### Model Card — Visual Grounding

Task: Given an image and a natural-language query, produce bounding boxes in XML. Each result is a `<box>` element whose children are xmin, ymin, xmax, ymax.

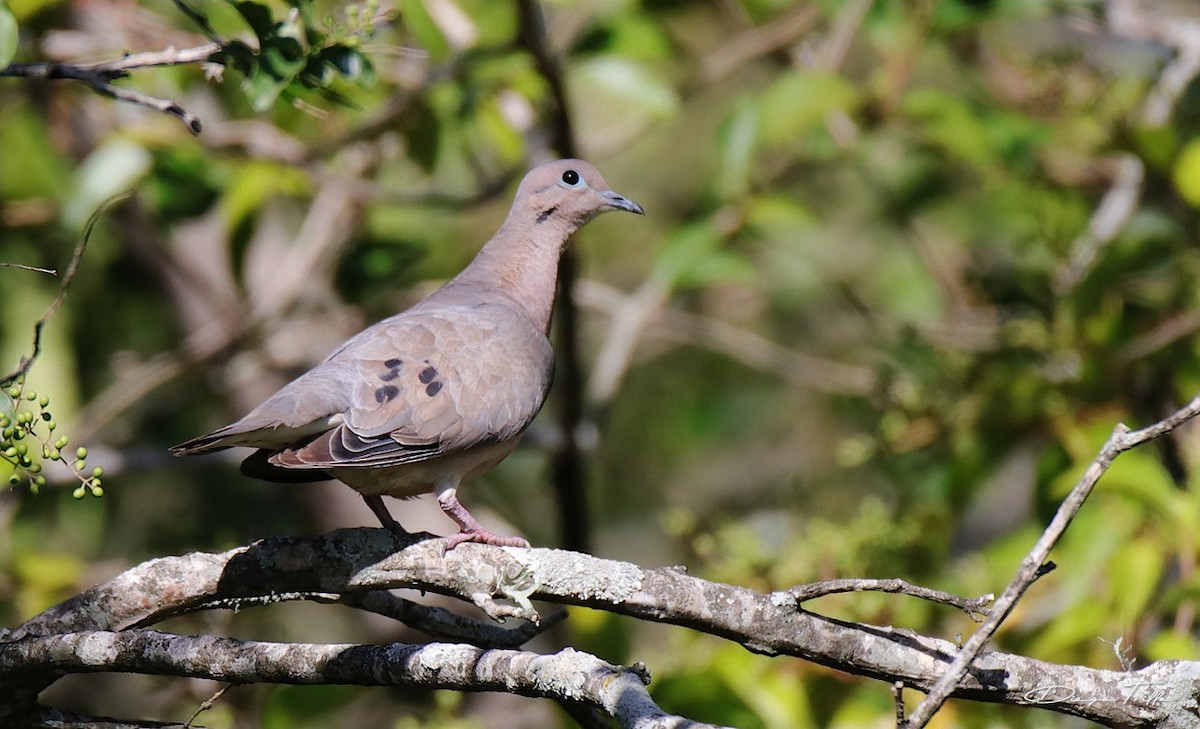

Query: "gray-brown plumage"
<box><xmin>172</xmin><ymin>159</ymin><xmax>643</xmax><ymax>548</ymax></box>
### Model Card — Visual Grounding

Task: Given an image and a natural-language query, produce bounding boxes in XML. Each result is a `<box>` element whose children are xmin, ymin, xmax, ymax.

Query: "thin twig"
<box><xmin>515</xmin><ymin>0</ymin><xmax>591</xmax><ymax>554</ymax></box>
<box><xmin>170</xmin><ymin>0</ymin><xmax>226</xmax><ymax>44</ymax></box>
<box><xmin>184</xmin><ymin>683</ymin><xmax>229</xmax><ymax>728</ymax></box>
<box><xmin>900</xmin><ymin>394</ymin><xmax>1200</xmax><ymax>728</ymax></box>
<box><xmin>1052</xmin><ymin>153</ymin><xmax>1145</xmax><ymax>294</ymax></box>
<box><xmin>338</xmin><ymin>591</ymin><xmax>566</xmax><ymax>647</ymax></box>
<box><xmin>1</xmin><ymin>43</ymin><xmax>218</xmax><ymax>134</ymax></box>
<box><xmin>789</xmin><ymin>578</ymin><xmax>993</xmax><ymax>620</ymax></box>
<box><xmin>0</xmin><ymin>195</ymin><xmax>123</xmax><ymax>386</ymax></box>
<box><xmin>892</xmin><ymin>681</ymin><xmax>906</xmax><ymax>727</ymax></box>
<box><xmin>700</xmin><ymin>4</ymin><xmax>821</xmax><ymax>82</ymax></box>
<box><xmin>0</xmin><ymin>263</ymin><xmax>56</xmax><ymax>275</ymax></box>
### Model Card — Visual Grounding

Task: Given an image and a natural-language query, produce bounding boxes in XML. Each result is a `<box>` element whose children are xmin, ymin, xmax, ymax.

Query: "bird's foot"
<box><xmin>443</xmin><ymin>528</ymin><xmax>531</xmax><ymax>550</ymax></box>
<box><xmin>436</xmin><ymin>486</ymin><xmax>529</xmax><ymax>550</ymax></box>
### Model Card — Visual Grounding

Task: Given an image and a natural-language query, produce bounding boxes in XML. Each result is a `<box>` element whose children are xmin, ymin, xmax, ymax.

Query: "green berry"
<box><xmin>28</xmin><ymin>462</ymin><xmax>41</xmax><ymax>474</ymax></box>
<box><xmin>54</xmin><ymin>436</ymin><xmax>68</xmax><ymax>449</ymax></box>
<box><xmin>91</xmin><ymin>466</ymin><xmax>103</xmax><ymax>478</ymax></box>
<box><xmin>38</xmin><ymin>394</ymin><xmax>49</xmax><ymax>407</ymax></box>
<box><xmin>7</xmin><ymin>475</ymin><xmax>18</xmax><ymax>486</ymax></box>
<box><xmin>72</xmin><ymin>486</ymin><xmax>85</xmax><ymax>499</ymax></box>
<box><xmin>33</xmin><ymin>475</ymin><xmax>45</xmax><ymax>485</ymax></box>
<box><xmin>48</xmin><ymin>448</ymin><xmax>60</xmax><ymax>460</ymax></box>
<box><xmin>29</xmin><ymin>482</ymin><xmax>38</xmax><ymax>495</ymax></box>
<box><xmin>72</xmin><ymin>459</ymin><xmax>85</xmax><ymax>471</ymax></box>
<box><xmin>24</xmin><ymin>390</ymin><xmax>36</xmax><ymax>401</ymax></box>
<box><xmin>90</xmin><ymin>485</ymin><xmax>104</xmax><ymax>497</ymax></box>
<box><xmin>46</xmin><ymin>421</ymin><xmax>56</xmax><ymax>431</ymax></box>
<box><xmin>75</xmin><ymin>447</ymin><xmax>87</xmax><ymax>459</ymax></box>
<box><xmin>7</xmin><ymin>387</ymin><xmax>19</xmax><ymax>399</ymax></box>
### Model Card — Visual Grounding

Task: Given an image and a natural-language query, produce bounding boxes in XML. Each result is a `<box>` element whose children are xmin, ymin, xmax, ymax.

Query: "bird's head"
<box><xmin>514</xmin><ymin>159</ymin><xmax>644</xmax><ymax>229</ymax></box>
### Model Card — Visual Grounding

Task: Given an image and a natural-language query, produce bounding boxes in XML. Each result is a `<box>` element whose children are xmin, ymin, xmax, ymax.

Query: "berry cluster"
<box><xmin>1</xmin><ymin>378</ymin><xmax>102</xmax><ymax>499</ymax></box>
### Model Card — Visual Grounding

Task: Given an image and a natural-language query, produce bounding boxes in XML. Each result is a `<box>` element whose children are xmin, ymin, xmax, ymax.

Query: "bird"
<box><xmin>171</xmin><ymin>159</ymin><xmax>644</xmax><ymax>549</ymax></box>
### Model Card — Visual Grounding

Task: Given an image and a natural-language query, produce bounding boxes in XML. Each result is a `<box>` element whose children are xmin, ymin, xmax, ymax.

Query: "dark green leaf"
<box><xmin>232</xmin><ymin>0</ymin><xmax>275</xmax><ymax>39</ymax></box>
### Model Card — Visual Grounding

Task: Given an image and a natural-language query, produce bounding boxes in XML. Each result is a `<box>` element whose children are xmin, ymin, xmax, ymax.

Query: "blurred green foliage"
<box><xmin>4</xmin><ymin>0</ymin><xmax>1200</xmax><ymax>725</ymax></box>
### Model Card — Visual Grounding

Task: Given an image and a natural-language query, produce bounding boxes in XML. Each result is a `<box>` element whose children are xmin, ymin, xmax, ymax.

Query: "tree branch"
<box><xmin>900</xmin><ymin>393</ymin><xmax>1200</xmax><ymax>727</ymax></box>
<box><xmin>1</xmin><ymin>44</ymin><xmax>218</xmax><ymax>135</ymax></box>
<box><xmin>515</xmin><ymin>0</ymin><xmax>592</xmax><ymax>554</ymax></box>
<box><xmin>789</xmin><ymin>578</ymin><xmax>993</xmax><ymax>620</ymax></box>
<box><xmin>5</xmin><ymin>523</ymin><xmax>1199</xmax><ymax>727</ymax></box>
<box><xmin>9</xmin><ymin>398</ymin><xmax>1200</xmax><ymax>726</ymax></box>
<box><xmin>1</xmin><ymin>630</ymin><xmax>720</xmax><ymax>729</ymax></box>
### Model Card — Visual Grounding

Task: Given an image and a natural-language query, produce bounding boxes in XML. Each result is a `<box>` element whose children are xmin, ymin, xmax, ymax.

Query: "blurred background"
<box><xmin>3</xmin><ymin>0</ymin><xmax>1200</xmax><ymax>725</ymax></box>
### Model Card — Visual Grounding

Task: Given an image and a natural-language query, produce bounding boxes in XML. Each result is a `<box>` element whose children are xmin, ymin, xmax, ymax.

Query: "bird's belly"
<box><xmin>330</xmin><ymin>438</ymin><xmax>522</xmax><ymax>498</ymax></box>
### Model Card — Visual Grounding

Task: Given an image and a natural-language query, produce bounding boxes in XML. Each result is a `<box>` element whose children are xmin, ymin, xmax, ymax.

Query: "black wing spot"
<box><xmin>375</xmin><ymin>385</ymin><xmax>400</xmax><ymax>403</ymax></box>
<box><xmin>384</xmin><ymin>358</ymin><xmax>402</xmax><ymax>368</ymax></box>
<box><xmin>536</xmin><ymin>206</ymin><xmax>557</xmax><ymax>224</ymax></box>
<box><xmin>379</xmin><ymin>368</ymin><xmax>400</xmax><ymax>382</ymax></box>
<box><xmin>425</xmin><ymin>381</ymin><xmax>443</xmax><ymax>397</ymax></box>
<box><xmin>419</xmin><ymin>365</ymin><xmax>438</xmax><ymax>384</ymax></box>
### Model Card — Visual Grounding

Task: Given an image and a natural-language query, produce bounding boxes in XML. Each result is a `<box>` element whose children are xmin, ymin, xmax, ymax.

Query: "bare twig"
<box><xmin>0</xmin><ymin>195</ymin><xmax>120</xmax><ymax>386</ymax></box>
<box><xmin>1</xmin><ymin>43</ymin><xmax>218</xmax><ymax>134</ymax></box>
<box><xmin>338</xmin><ymin>590</ymin><xmax>566</xmax><ymax>647</ymax></box>
<box><xmin>790</xmin><ymin>578</ymin><xmax>993</xmax><ymax>620</ymax></box>
<box><xmin>700</xmin><ymin>4</ymin><xmax>821</xmax><ymax>82</ymax></box>
<box><xmin>184</xmin><ymin>683</ymin><xmax>229</xmax><ymax>728</ymax></box>
<box><xmin>576</xmin><ymin>280</ymin><xmax>877</xmax><ymax>396</ymax></box>
<box><xmin>1052</xmin><ymin>153</ymin><xmax>1145</xmax><ymax>294</ymax></box>
<box><xmin>515</xmin><ymin>0</ymin><xmax>591</xmax><ymax>553</ymax></box>
<box><xmin>0</xmin><ymin>263</ymin><xmax>56</xmax><ymax>275</ymax></box>
<box><xmin>892</xmin><ymin>681</ymin><xmax>907</xmax><ymax>727</ymax></box>
<box><xmin>900</xmin><ymin>394</ymin><xmax>1200</xmax><ymax>728</ymax></box>
<box><xmin>169</xmin><ymin>0</ymin><xmax>226</xmax><ymax>44</ymax></box>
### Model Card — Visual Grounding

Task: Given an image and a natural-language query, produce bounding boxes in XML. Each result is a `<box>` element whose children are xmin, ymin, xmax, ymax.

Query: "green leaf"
<box><xmin>571</xmin><ymin>56</ymin><xmax>679</xmax><ymax>118</ymax></box>
<box><xmin>220</xmin><ymin>160</ymin><xmax>311</xmax><ymax>230</ymax></box>
<box><xmin>63</xmin><ymin>138</ymin><xmax>152</xmax><ymax>231</ymax></box>
<box><xmin>397</xmin><ymin>99</ymin><xmax>440</xmax><ymax>173</ymax></box>
<box><xmin>318</xmin><ymin>44</ymin><xmax>374</xmax><ymax>86</ymax></box>
<box><xmin>757</xmin><ymin>72</ymin><xmax>858</xmax><ymax>145</ymax></box>
<box><xmin>0</xmin><ymin>1</ymin><xmax>17</xmax><ymax>69</ymax></box>
<box><xmin>1172</xmin><ymin>138</ymin><xmax>1200</xmax><ymax>206</ymax></box>
<box><xmin>233</xmin><ymin>0</ymin><xmax>276</xmax><ymax>40</ymax></box>
<box><xmin>715</xmin><ymin>98</ymin><xmax>760</xmax><ymax>199</ymax></box>
<box><xmin>398</xmin><ymin>0</ymin><xmax>448</xmax><ymax>61</ymax></box>
<box><xmin>652</xmin><ymin>220</ymin><xmax>752</xmax><ymax>290</ymax></box>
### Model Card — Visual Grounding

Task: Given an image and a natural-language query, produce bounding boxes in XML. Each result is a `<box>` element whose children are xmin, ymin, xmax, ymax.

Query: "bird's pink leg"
<box><xmin>436</xmin><ymin>485</ymin><xmax>530</xmax><ymax>549</ymax></box>
<box><xmin>363</xmin><ymin>494</ymin><xmax>412</xmax><ymax>538</ymax></box>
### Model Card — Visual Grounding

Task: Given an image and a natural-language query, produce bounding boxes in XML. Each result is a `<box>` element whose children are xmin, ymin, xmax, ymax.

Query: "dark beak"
<box><xmin>602</xmin><ymin>190</ymin><xmax>645</xmax><ymax>215</ymax></box>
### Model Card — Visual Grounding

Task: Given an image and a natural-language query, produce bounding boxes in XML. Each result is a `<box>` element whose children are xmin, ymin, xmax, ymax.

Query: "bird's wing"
<box><xmin>266</xmin><ymin>304</ymin><xmax>553</xmax><ymax>470</ymax></box>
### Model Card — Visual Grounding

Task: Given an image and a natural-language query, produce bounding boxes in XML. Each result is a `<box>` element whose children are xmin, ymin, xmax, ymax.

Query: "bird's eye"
<box><xmin>561</xmin><ymin>170</ymin><xmax>582</xmax><ymax>187</ymax></box>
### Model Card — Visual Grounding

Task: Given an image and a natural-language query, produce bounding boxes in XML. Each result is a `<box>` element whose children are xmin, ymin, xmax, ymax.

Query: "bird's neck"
<box><xmin>440</xmin><ymin>216</ymin><xmax>577</xmax><ymax>334</ymax></box>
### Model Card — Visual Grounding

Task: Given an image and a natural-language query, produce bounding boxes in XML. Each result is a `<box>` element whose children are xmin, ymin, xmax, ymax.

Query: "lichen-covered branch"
<box><xmin>0</xmin><ymin>630</ymin><xmax>718</xmax><ymax>729</ymax></box>
<box><xmin>4</xmin><ymin>526</ymin><xmax>1198</xmax><ymax>727</ymax></box>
